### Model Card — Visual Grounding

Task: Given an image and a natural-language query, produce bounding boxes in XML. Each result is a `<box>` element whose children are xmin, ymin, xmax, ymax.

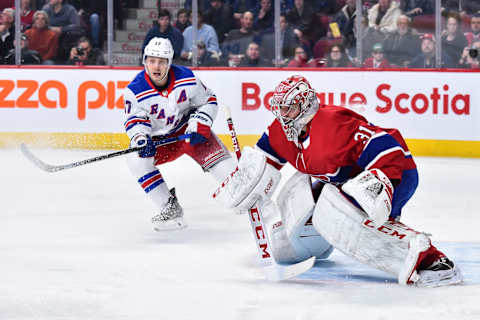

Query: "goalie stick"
<box><xmin>222</xmin><ymin>105</ymin><xmax>315</xmax><ymax>281</ymax></box>
<box><xmin>20</xmin><ymin>134</ymin><xmax>192</xmax><ymax>173</ymax></box>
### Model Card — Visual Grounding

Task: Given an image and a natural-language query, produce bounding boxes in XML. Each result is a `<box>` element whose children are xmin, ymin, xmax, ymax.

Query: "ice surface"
<box><xmin>1</xmin><ymin>148</ymin><xmax>479</xmax><ymax>320</ymax></box>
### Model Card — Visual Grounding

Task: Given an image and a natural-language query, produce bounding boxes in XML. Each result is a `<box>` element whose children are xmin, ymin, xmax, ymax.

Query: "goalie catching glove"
<box><xmin>131</xmin><ymin>134</ymin><xmax>156</xmax><ymax>158</ymax></box>
<box><xmin>341</xmin><ymin>168</ymin><xmax>394</xmax><ymax>227</ymax></box>
<box><xmin>213</xmin><ymin>147</ymin><xmax>281</xmax><ymax>211</ymax></box>
<box><xmin>186</xmin><ymin>111</ymin><xmax>212</xmax><ymax>145</ymax></box>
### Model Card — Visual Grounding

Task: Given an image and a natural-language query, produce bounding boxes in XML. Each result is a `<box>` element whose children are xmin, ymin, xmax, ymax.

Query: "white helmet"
<box><xmin>143</xmin><ymin>37</ymin><xmax>174</xmax><ymax>80</ymax></box>
<box><xmin>270</xmin><ymin>75</ymin><xmax>319</xmax><ymax>141</ymax></box>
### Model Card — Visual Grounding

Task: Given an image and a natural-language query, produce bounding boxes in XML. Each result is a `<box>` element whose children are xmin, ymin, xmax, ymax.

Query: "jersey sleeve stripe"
<box><xmin>124</xmin><ymin>117</ymin><xmax>151</xmax><ymax>131</ymax></box>
<box><xmin>357</xmin><ymin>133</ymin><xmax>404</xmax><ymax>169</ymax></box>
<box><xmin>207</xmin><ymin>96</ymin><xmax>218</xmax><ymax>105</ymax></box>
<box><xmin>364</xmin><ymin>146</ymin><xmax>406</xmax><ymax>170</ymax></box>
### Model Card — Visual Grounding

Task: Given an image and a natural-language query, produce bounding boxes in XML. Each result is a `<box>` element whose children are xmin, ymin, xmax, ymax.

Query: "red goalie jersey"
<box><xmin>256</xmin><ymin>105</ymin><xmax>418</xmax><ymax>219</ymax></box>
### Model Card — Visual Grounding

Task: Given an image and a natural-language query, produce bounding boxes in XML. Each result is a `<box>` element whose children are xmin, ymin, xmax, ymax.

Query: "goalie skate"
<box><xmin>414</xmin><ymin>257</ymin><xmax>463</xmax><ymax>287</ymax></box>
<box><xmin>151</xmin><ymin>189</ymin><xmax>187</xmax><ymax>231</ymax></box>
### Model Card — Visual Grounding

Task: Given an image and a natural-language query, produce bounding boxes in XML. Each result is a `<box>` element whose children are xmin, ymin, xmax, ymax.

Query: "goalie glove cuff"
<box><xmin>341</xmin><ymin>168</ymin><xmax>394</xmax><ymax>227</ymax></box>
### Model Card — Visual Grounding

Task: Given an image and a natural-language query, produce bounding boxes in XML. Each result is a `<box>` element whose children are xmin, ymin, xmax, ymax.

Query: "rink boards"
<box><xmin>0</xmin><ymin>67</ymin><xmax>479</xmax><ymax>157</ymax></box>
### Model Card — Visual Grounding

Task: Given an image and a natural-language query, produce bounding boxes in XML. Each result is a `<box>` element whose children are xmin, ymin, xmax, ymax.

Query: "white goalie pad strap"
<box><xmin>341</xmin><ymin>169</ymin><xmax>394</xmax><ymax>227</ymax></box>
<box><xmin>313</xmin><ymin>184</ymin><xmax>426</xmax><ymax>278</ymax></box>
<box><xmin>276</xmin><ymin>172</ymin><xmax>333</xmax><ymax>262</ymax></box>
<box><xmin>213</xmin><ymin>147</ymin><xmax>281</xmax><ymax>210</ymax></box>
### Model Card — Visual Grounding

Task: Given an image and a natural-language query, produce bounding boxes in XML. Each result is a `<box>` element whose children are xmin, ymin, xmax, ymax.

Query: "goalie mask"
<box><xmin>143</xmin><ymin>37</ymin><xmax>174</xmax><ymax>82</ymax></box>
<box><xmin>270</xmin><ymin>75</ymin><xmax>319</xmax><ymax>141</ymax></box>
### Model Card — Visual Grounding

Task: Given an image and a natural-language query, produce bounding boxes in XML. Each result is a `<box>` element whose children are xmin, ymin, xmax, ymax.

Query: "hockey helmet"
<box><xmin>270</xmin><ymin>75</ymin><xmax>319</xmax><ymax>141</ymax></box>
<box><xmin>143</xmin><ymin>37</ymin><xmax>174</xmax><ymax>79</ymax></box>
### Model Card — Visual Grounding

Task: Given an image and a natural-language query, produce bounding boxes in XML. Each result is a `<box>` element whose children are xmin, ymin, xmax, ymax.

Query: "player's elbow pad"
<box><xmin>212</xmin><ymin>147</ymin><xmax>281</xmax><ymax>211</ymax></box>
<box><xmin>341</xmin><ymin>168</ymin><xmax>394</xmax><ymax>227</ymax></box>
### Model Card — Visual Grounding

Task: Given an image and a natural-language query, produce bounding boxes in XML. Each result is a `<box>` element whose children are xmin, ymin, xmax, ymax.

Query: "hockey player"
<box><xmin>123</xmin><ymin>37</ymin><xmax>236</xmax><ymax>231</ymax></box>
<box><xmin>215</xmin><ymin>75</ymin><xmax>463</xmax><ymax>287</ymax></box>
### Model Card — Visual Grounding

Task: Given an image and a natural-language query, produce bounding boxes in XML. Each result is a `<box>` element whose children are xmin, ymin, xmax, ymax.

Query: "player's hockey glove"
<box><xmin>131</xmin><ymin>134</ymin><xmax>156</xmax><ymax>158</ymax></box>
<box><xmin>186</xmin><ymin>111</ymin><xmax>212</xmax><ymax>145</ymax></box>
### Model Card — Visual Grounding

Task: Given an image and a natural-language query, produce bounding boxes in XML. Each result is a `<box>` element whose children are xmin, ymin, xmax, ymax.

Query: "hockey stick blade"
<box><xmin>20</xmin><ymin>134</ymin><xmax>191</xmax><ymax>173</ymax></box>
<box><xmin>264</xmin><ymin>256</ymin><xmax>316</xmax><ymax>281</ymax></box>
<box><xmin>20</xmin><ymin>143</ymin><xmax>61</xmax><ymax>173</ymax></box>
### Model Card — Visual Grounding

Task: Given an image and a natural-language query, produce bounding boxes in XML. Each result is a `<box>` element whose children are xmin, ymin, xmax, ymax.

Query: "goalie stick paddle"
<box><xmin>223</xmin><ymin>105</ymin><xmax>315</xmax><ymax>281</ymax></box>
<box><xmin>20</xmin><ymin>134</ymin><xmax>192</xmax><ymax>173</ymax></box>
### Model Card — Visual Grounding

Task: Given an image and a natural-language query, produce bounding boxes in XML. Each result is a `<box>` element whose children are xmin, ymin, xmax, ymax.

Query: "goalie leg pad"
<box><xmin>313</xmin><ymin>184</ymin><xmax>432</xmax><ymax>280</ymax></box>
<box><xmin>213</xmin><ymin>147</ymin><xmax>281</xmax><ymax>210</ymax></box>
<box><xmin>275</xmin><ymin>172</ymin><xmax>333</xmax><ymax>263</ymax></box>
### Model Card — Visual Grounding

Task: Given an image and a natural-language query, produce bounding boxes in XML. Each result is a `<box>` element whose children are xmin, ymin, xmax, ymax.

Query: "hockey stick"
<box><xmin>222</xmin><ymin>105</ymin><xmax>315</xmax><ymax>281</ymax></box>
<box><xmin>20</xmin><ymin>134</ymin><xmax>192</xmax><ymax>173</ymax></box>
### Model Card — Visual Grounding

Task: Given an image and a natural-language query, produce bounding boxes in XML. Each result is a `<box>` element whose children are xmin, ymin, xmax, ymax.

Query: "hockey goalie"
<box><xmin>214</xmin><ymin>75</ymin><xmax>463</xmax><ymax>287</ymax></box>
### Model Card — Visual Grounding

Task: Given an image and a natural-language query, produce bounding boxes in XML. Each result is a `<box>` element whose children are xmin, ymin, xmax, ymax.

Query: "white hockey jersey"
<box><xmin>123</xmin><ymin>64</ymin><xmax>218</xmax><ymax>139</ymax></box>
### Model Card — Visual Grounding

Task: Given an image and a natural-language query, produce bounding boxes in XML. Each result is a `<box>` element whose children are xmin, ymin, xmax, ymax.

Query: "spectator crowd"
<box><xmin>1</xmin><ymin>0</ymin><xmax>480</xmax><ymax>69</ymax></box>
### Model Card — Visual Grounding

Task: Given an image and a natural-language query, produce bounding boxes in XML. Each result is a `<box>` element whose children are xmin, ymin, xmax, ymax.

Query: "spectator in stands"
<box><xmin>195</xmin><ymin>40</ymin><xmax>220</xmax><ymax>66</ymax></box>
<box><xmin>325</xmin><ymin>43</ymin><xmax>352</xmax><ymax>67</ymax></box>
<box><xmin>462</xmin><ymin>1</ymin><xmax>480</xmax><ymax>15</ymax></box>
<box><xmin>285</xmin><ymin>0</ymin><xmax>325</xmax><ymax>46</ymax></box>
<box><xmin>66</xmin><ymin>36</ymin><xmax>104</xmax><ymax>65</ymax></box>
<box><xmin>181</xmin><ymin>10</ymin><xmax>220</xmax><ymax>61</ymax></box>
<box><xmin>204</xmin><ymin>0</ymin><xmax>235</xmax><ymax>44</ymax></box>
<box><xmin>464</xmin><ymin>13</ymin><xmax>480</xmax><ymax>46</ymax></box>
<box><xmin>260</xmin><ymin>14</ymin><xmax>300</xmax><ymax>64</ymax></box>
<box><xmin>19</xmin><ymin>0</ymin><xmax>36</xmax><ymax>31</ymax></box>
<box><xmin>173</xmin><ymin>9</ymin><xmax>190</xmax><ymax>33</ymax></box>
<box><xmin>458</xmin><ymin>39</ymin><xmax>480</xmax><ymax>68</ymax></box>
<box><xmin>383</xmin><ymin>14</ymin><xmax>421</xmax><ymax>67</ymax></box>
<box><xmin>334</xmin><ymin>0</ymin><xmax>356</xmax><ymax>50</ymax></box>
<box><xmin>441</xmin><ymin>13</ymin><xmax>467</xmax><ymax>67</ymax></box>
<box><xmin>69</xmin><ymin>1</ymin><xmax>112</xmax><ymax>49</ymax></box>
<box><xmin>253</xmin><ymin>0</ymin><xmax>274</xmax><ymax>31</ymax></box>
<box><xmin>42</xmin><ymin>0</ymin><xmax>84</xmax><ymax>63</ymax></box>
<box><xmin>409</xmin><ymin>33</ymin><xmax>455</xmax><ymax>68</ymax></box>
<box><xmin>400</xmin><ymin>0</ymin><xmax>434</xmax><ymax>18</ymax></box>
<box><xmin>231</xmin><ymin>0</ymin><xmax>257</xmax><ymax>19</ymax></box>
<box><xmin>0</xmin><ymin>11</ymin><xmax>13</xmax><ymax>60</ymax></box>
<box><xmin>25</xmin><ymin>10</ymin><xmax>58</xmax><ymax>64</ymax></box>
<box><xmin>368</xmin><ymin>0</ymin><xmax>401</xmax><ymax>34</ymax></box>
<box><xmin>2</xmin><ymin>7</ymin><xmax>13</xmax><ymax>31</ymax></box>
<box><xmin>3</xmin><ymin>32</ymin><xmax>41</xmax><ymax>64</ymax></box>
<box><xmin>363</xmin><ymin>42</ymin><xmax>391</xmax><ymax>68</ymax></box>
<box><xmin>222</xmin><ymin>11</ymin><xmax>256</xmax><ymax>66</ymax></box>
<box><xmin>142</xmin><ymin>9</ymin><xmax>183</xmax><ymax>60</ymax></box>
<box><xmin>237</xmin><ymin>41</ymin><xmax>273</xmax><ymax>66</ymax></box>
<box><xmin>287</xmin><ymin>45</ymin><xmax>309</xmax><ymax>67</ymax></box>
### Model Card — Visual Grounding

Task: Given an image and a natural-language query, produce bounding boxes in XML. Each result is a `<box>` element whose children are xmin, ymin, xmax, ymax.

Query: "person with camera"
<box><xmin>2</xmin><ymin>33</ymin><xmax>41</xmax><ymax>64</ymax></box>
<box><xmin>458</xmin><ymin>40</ymin><xmax>480</xmax><ymax>69</ymax></box>
<box><xmin>66</xmin><ymin>36</ymin><xmax>104</xmax><ymax>65</ymax></box>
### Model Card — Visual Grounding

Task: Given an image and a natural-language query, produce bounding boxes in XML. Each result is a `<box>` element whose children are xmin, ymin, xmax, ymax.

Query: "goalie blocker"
<box><xmin>214</xmin><ymin>147</ymin><xmax>462</xmax><ymax>287</ymax></box>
